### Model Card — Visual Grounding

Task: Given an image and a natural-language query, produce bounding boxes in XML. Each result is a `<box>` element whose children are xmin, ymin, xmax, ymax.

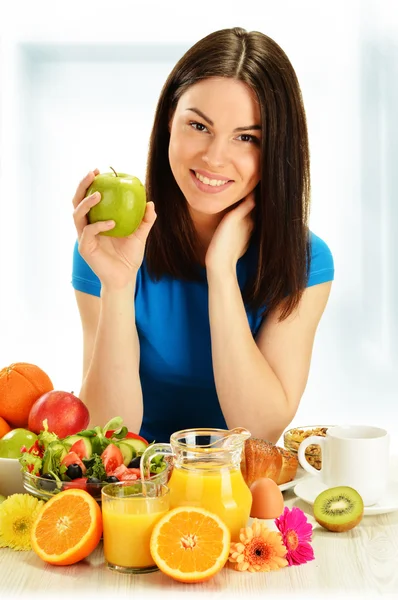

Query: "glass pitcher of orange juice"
<box><xmin>140</xmin><ymin>427</ymin><xmax>252</xmax><ymax>542</ymax></box>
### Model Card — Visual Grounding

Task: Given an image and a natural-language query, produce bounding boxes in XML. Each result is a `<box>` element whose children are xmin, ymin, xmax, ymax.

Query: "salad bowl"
<box><xmin>22</xmin><ymin>466</ymin><xmax>170</xmax><ymax>502</ymax></box>
<box><xmin>19</xmin><ymin>416</ymin><xmax>169</xmax><ymax>503</ymax></box>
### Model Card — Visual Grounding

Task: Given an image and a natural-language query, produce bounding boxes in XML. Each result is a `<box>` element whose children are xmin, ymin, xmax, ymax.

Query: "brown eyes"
<box><xmin>189</xmin><ymin>121</ymin><xmax>260</xmax><ymax>145</ymax></box>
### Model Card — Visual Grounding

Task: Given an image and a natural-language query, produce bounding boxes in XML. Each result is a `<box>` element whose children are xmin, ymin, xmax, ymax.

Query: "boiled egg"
<box><xmin>250</xmin><ymin>477</ymin><xmax>285</xmax><ymax>519</ymax></box>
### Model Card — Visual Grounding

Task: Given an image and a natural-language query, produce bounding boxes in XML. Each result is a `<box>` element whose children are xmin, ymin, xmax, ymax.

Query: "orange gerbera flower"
<box><xmin>228</xmin><ymin>519</ymin><xmax>288</xmax><ymax>572</ymax></box>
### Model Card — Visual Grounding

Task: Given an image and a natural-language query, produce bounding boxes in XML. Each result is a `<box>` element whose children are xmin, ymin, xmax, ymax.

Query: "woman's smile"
<box><xmin>189</xmin><ymin>169</ymin><xmax>235</xmax><ymax>195</ymax></box>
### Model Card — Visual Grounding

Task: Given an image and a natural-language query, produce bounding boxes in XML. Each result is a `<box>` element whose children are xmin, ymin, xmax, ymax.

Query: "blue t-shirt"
<box><xmin>72</xmin><ymin>231</ymin><xmax>334</xmax><ymax>442</ymax></box>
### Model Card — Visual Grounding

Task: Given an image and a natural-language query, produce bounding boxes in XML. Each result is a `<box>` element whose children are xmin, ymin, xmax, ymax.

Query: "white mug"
<box><xmin>298</xmin><ymin>425</ymin><xmax>390</xmax><ymax>506</ymax></box>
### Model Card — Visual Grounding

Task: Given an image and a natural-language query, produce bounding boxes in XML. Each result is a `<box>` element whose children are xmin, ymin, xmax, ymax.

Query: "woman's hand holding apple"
<box><xmin>72</xmin><ymin>170</ymin><xmax>157</xmax><ymax>290</ymax></box>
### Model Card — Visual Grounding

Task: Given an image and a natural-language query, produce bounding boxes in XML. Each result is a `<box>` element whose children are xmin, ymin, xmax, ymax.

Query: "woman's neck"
<box><xmin>189</xmin><ymin>208</ymin><xmax>225</xmax><ymax>265</ymax></box>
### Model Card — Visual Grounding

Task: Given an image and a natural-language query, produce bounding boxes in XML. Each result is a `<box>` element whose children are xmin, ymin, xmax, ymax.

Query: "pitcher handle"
<box><xmin>297</xmin><ymin>435</ymin><xmax>326</xmax><ymax>478</ymax></box>
<box><xmin>139</xmin><ymin>442</ymin><xmax>174</xmax><ymax>481</ymax></box>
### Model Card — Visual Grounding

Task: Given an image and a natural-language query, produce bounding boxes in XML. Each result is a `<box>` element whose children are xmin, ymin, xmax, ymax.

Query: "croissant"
<box><xmin>240</xmin><ymin>438</ymin><xmax>298</xmax><ymax>487</ymax></box>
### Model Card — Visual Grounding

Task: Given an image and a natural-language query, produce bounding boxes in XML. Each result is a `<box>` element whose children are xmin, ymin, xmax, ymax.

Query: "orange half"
<box><xmin>150</xmin><ymin>506</ymin><xmax>231</xmax><ymax>583</ymax></box>
<box><xmin>31</xmin><ymin>489</ymin><xmax>102</xmax><ymax>565</ymax></box>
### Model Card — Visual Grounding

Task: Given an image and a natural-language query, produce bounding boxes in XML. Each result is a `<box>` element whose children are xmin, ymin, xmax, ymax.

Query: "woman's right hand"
<box><xmin>72</xmin><ymin>169</ymin><xmax>157</xmax><ymax>290</ymax></box>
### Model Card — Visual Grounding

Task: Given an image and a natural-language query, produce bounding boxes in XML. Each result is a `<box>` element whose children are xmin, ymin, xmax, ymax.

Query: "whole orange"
<box><xmin>0</xmin><ymin>363</ymin><xmax>54</xmax><ymax>428</ymax></box>
<box><xmin>0</xmin><ymin>416</ymin><xmax>11</xmax><ymax>438</ymax></box>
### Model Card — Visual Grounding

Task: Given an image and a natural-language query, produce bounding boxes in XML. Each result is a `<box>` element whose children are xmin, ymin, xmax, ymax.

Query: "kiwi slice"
<box><xmin>313</xmin><ymin>486</ymin><xmax>364</xmax><ymax>532</ymax></box>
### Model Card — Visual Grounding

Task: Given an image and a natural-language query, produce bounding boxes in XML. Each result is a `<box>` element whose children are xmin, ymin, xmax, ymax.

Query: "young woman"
<box><xmin>72</xmin><ymin>27</ymin><xmax>334</xmax><ymax>444</ymax></box>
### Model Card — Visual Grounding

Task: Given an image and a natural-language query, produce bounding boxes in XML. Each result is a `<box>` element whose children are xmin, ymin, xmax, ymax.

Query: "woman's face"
<box><xmin>168</xmin><ymin>77</ymin><xmax>261</xmax><ymax>218</ymax></box>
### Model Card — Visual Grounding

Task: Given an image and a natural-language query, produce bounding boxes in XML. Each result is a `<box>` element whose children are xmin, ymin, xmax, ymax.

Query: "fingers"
<box><xmin>240</xmin><ymin>192</ymin><xmax>256</xmax><ymax>214</ymax></box>
<box><xmin>142</xmin><ymin>201</ymin><xmax>157</xmax><ymax>224</ymax></box>
<box><xmin>129</xmin><ymin>201</ymin><xmax>157</xmax><ymax>243</ymax></box>
<box><xmin>73</xmin><ymin>191</ymin><xmax>102</xmax><ymax>238</ymax></box>
<box><xmin>229</xmin><ymin>193</ymin><xmax>255</xmax><ymax>221</ymax></box>
<box><xmin>78</xmin><ymin>220</ymin><xmax>115</xmax><ymax>256</ymax></box>
<box><xmin>72</xmin><ymin>170</ymin><xmax>99</xmax><ymax>209</ymax></box>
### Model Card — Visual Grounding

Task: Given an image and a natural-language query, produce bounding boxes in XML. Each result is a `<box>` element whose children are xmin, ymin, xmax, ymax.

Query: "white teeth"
<box><xmin>195</xmin><ymin>171</ymin><xmax>229</xmax><ymax>187</ymax></box>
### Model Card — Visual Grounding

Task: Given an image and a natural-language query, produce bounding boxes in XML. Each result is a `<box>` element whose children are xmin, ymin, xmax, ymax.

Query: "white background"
<box><xmin>0</xmin><ymin>0</ymin><xmax>396</xmax><ymax>450</ymax></box>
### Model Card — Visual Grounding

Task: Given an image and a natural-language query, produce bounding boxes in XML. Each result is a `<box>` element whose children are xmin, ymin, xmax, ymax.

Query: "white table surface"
<box><xmin>1</xmin><ymin>457</ymin><xmax>397</xmax><ymax>600</ymax></box>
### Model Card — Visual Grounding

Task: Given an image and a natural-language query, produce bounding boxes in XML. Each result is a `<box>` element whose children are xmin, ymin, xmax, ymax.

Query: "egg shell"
<box><xmin>249</xmin><ymin>477</ymin><xmax>285</xmax><ymax>519</ymax></box>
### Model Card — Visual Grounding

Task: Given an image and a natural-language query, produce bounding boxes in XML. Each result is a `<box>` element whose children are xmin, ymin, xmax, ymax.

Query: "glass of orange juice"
<box><xmin>101</xmin><ymin>480</ymin><xmax>170</xmax><ymax>574</ymax></box>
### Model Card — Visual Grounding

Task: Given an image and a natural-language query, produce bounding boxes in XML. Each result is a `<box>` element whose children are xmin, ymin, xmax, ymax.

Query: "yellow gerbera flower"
<box><xmin>0</xmin><ymin>494</ymin><xmax>44</xmax><ymax>551</ymax></box>
<box><xmin>228</xmin><ymin>519</ymin><xmax>288</xmax><ymax>572</ymax></box>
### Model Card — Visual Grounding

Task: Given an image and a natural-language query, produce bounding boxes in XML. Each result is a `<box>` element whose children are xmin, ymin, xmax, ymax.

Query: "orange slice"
<box><xmin>31</xmin><ymin>489</ymin><xmax>102</xmax><ymax>565</ymax></box>
<box><xmin>150</xmin><ymin>506</ymin><xmax>231</xmax><ymax>583</ymax></box>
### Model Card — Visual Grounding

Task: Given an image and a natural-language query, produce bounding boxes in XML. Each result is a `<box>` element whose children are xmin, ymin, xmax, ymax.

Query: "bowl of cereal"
<box><xmin>283</xmin><ymin>425</ymin><xmax>334</xmax><ymax>470</ymax></box>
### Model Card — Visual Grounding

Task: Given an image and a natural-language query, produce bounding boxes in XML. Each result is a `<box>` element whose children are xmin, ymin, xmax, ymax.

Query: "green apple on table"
<box><xmin>86</xmin><ymin>167</ymin><xmax>146</xmax><ymax>237</ymax></box>
<box><xmin>0</xmin><ymin>428</ymin><xmax>38</xmax><ymax>458</ymax></box>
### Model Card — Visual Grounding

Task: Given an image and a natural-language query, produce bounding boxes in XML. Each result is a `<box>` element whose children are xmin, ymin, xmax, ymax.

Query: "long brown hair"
<box><xmin>145</xmin><ymin>27</ymin><xmax>311</xmax><ymax>321</ymax></box>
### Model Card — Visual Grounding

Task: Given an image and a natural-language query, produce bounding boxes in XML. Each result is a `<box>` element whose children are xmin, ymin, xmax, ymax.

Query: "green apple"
<box><xmin>0</xmin><ymin>428</ymin><xmax>38</xmax><ymax>458</ymax></box>
<box><xmin>87</xmin><ymin>167</ymin><xmax>146</xmax><ymax>237</ymax></box>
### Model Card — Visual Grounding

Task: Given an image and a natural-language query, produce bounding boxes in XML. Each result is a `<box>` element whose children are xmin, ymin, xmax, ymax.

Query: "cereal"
<box><xmin>284</xmin><ymin>426</ymin><xmax>329</xmax><ymax>470</ymax></box>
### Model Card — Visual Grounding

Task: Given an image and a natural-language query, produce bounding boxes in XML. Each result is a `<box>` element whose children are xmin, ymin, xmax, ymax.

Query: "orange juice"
<box><xmin>101</xmin><ymin>481</ymin><xmax>170</xmax><ymax>573</ymax></box>
<box><xmin>168</xmin><ymin>462</ymin><xmax>252</xmax><ymax>541</ymax></box>
<box><xmin>102</xmin><ymin>498</ymin><xmax>168</xmax><ymax>569</ymax></box>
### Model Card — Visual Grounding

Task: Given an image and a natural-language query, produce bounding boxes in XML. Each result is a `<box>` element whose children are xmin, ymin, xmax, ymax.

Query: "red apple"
<box><xmin>28</xmin><ymin>390</ymin><xmax>90</xmax><ymax>438</ymax></box>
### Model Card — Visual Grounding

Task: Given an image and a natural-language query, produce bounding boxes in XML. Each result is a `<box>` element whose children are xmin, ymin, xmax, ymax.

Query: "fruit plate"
<box><xmin>22</xmin><ymin>468</ymin><xmax>169</xmax><ymax>503</ymax></box>
<box><xmin>294</xmin><ymin>477</ymin><xmax>398</xmax><ymax>516</ymax></box>
<box><xmin>279</xmin><ymin>466</ymin><xmax>310</xmax><ymax>492</ymax></box>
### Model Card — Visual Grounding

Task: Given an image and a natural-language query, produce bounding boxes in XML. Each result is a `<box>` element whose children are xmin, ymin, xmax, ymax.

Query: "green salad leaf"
<box><xmin>91</xmin><ymin>428</ymin><xmax>111</xmax><ymax>456</ymax></box>
<box><xmin>103</xmin><ymin>416</ymin><xmax>123</xmax><ymax>435</ymax></box>
<box><xmin>110</xmin><ymin>426</ymin><xmax>128</xmax><ymax>439</ymax></box>
<box><xmin>77</xmin><ymin>429</ymin><xmax>97</xmax><ymax>438</ymax></box>
<box><xmin>37</xmin><ymin>420</ymin><xmax>60</xmax><ymax>449</ymax></box>
<box><xmin>149</xmin><ymin>454</ymin><xmax>166</xmax><ymax>474</ymax></box>
<box><xmin>83</xmin><ymin>454</ymin><xmax>107</xmax><ymax>481</ymax></box>
<box><xmin>42</xmin><ymin>443</ymin><xmax>68</xmax><ymax>479</ymax></box>
<box><xmin>19</xmin><ymin>452</ymin><xmax>42</xmax><ymax>476</ymax></box>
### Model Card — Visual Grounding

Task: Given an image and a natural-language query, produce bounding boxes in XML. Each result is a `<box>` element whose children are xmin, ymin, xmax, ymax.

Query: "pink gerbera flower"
<box><xmin>274</xmin><ymin>507</ymin><xmax>315</xmax><ymax>566</ymax></box>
